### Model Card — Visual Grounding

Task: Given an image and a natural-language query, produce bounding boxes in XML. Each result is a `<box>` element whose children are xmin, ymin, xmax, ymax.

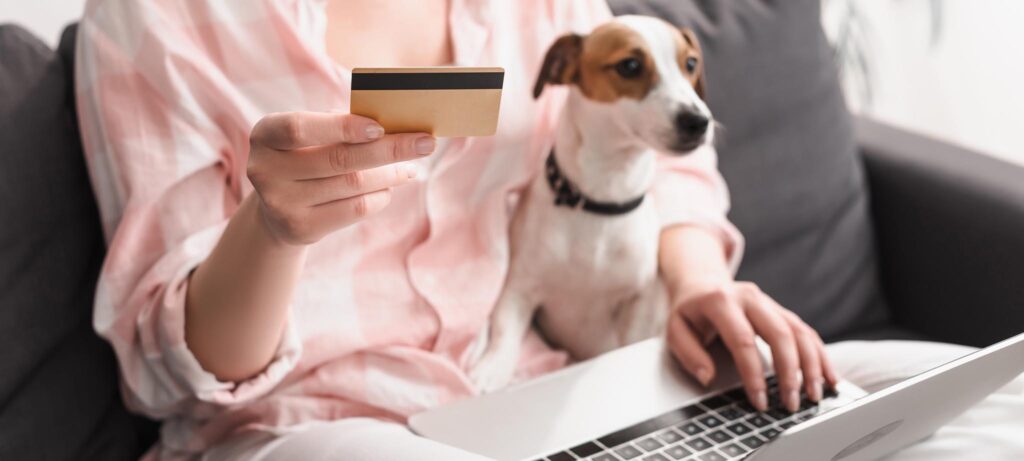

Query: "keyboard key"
<box><xmin>760</xmin><ymin>428</ymin><xmax>781</xmax><ymax>440</ymax></box>
<box><xmin>698</xmin><ymin>415</ymin><xmax>724</xmax><ymax>428</ymax></box>
<box><xmin>741</xmin><ymin>435</ymin><xmax>766</xmax><ymax>450</ymax></box>
<box><xmin>570</xmin><ymin>441</ymin><xmax>603</xmax><ymax>457</ymax></box>
<box><xmin>662</xmin><ymin>444</ymin><xmax>692</xmax><ymax>460</ymax></box>
<box><xmin>778</xmin><ymin>421</ymin><xmax>797</xmax><ymax>430</ymax></box>
<box><xmin>766</xmin><ymin>408</ymin><xmax>790</xmax><ymax>420</ymax></box>
<box><xmin>547</xmin><ymin>452</ymin><xmax>575</xmax><ymax>461</ymax></box>
<box><xmin>701</xmin><ymin>395</ymin><xmax>731</xmax><ymax>409</ymax></box>
<box><xmin>717</xmin><ymin>406</ymin><xmax>745</xmax><ymax>420</ymax></box>
<box><xmin>746</xmin><ymin>415</ymin><xmax>771</xmax><ymax>428</ymax></box>
<box><xmin>799</xmin><ymin>398</ymin><xmax>817</xmax><ymax>411</ymax></box>
<box><xmin>726</xmin><ymin>422</ymin><xmax>753</xmax><ymax>436</ymax></box>
<box><xmin>705</xmin><ymin>430</ymin><xmax>732</xmax><ymax>444</ymax></box>
<box><xmin>636</xmin><ymin>437</ymin><xmax>664</xmax><ymax>452</ymax></box>
<box><xmin>698</xmin><ymin>450</ymin><xmax>728</xmax><ymax>461</ymax></box>
<box><xmin>677</xmin><ymin>422</ymin><xmax>705</xmax><ymax>436</ymax></box>
<box><xmin>598</xmin><ymin>404</ymin><xmax>701</xmax><ymax>448</ymax></box>
<box><xmin>794</xmin><ymin>410</ymin><xmax>816</xmax><ymax>423</ymax></box>
<box><xmin>656</xmin><ymin>429</ymin><xmax>684</xmax><ymax>444</ymax></box>
<box><xmin>643</xmin><ymin>454</ymin><xmax>669</xmax><ymax>461</ymax></box>
<box><xmin>685</xmin><ymin>436</ymin><xmax>713</xmax><ymax>452</ymax></box>
<box><xmin>765</xmin><ymin>375</ymin><xmax>779</xmax><ymax>387</ymax></box>
<box><xmin>723</xmin><ymin>387</ymin><xmax>746</xmax><ymax>402</ymax></box>
<box><xmin>720</xmin><ymin>443</ymin><xmax>748</xmax><ymax>457</ymax></box>
<box><xmin>615</xmin><ymin>445</ymin><xmax>644</xmax><ymax>459</ymax></box>
<box><xmin>592</xmin><ymin>453</ymin><xmax>621</xmax><ymax>461</ymax></box>
<box><xmin>735</xmin><ymin>400</ymin><xmax>757</xmax><ymax>414</ymax></box>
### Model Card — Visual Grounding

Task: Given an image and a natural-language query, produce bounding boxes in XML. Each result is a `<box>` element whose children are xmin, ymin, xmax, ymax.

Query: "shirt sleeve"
<box><xmin>76</xmin><ymin>3</ymin><xmax>300</xmax><ymax>419</ymax></box>
<box><xmin>652</xmin><ymin>145</ymin><xmax>745</xmax><ymax>273</ymax></box>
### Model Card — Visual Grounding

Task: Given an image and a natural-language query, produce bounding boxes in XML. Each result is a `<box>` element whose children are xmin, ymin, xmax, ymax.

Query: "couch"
<box><xmin>2</xmin><ymin>0</ymin><xmax>1022</xmax><ymax>459</ymax></box>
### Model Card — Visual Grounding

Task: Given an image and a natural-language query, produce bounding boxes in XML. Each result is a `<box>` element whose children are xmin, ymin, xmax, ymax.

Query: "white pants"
<box><xmin>205</xmin><ymin>341</ymin><xmax>1024</xmax><ymax>461</ymax></box>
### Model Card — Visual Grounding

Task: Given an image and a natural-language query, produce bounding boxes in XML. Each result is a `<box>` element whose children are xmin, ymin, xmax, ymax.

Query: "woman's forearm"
<box><xmin>658</xmin><ymin>224</ymin><xmax>732</xmax><ymax>298</ymax></box>
<box><xmin>185</xmin><ymin>194</ymin><xmax>307</xmax><ymax>382</ymax></box>
<box><xmin>183</xmin><ymin>112</ymin><xmax>432</xmax><ymax>383</ymax></box>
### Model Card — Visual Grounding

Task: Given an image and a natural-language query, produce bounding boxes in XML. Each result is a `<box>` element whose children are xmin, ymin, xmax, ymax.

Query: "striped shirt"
<box><xmin>75</xmin><ymin>0</ymin><xmax>741</xmax><ymax>458</ymax></box>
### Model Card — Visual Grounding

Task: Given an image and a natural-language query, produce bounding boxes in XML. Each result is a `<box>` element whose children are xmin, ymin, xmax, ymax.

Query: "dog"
<box><xmin>469</xmin><ymin>15</ymin><xmax>715</xmax><ymax>392</ymax></box>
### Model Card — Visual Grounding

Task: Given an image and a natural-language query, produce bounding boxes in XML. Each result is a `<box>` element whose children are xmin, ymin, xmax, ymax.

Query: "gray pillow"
<box><xmin>608</xmin><ymin>0</ymin><xmax>889</xmax><ymax>339</ymax></box>
<box><xmin>0</xmin><ymin>24</ymin><xmax>153</xmax><ymax>460</ymax></box>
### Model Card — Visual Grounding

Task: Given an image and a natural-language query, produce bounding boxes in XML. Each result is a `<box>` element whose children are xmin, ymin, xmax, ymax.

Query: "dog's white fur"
<box><xmin>469</xmin><ymin>16</ymin><xmax>715</xmax><ymax>392</ymax></box>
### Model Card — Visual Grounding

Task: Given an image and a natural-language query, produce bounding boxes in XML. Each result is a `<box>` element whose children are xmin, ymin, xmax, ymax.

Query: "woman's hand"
<box><xmin>659</xmin><ymin>226</ymin><xmax>838</xmax><ymax>414</ymax></box>
<box><xmin>247</xmin><ymin>112</ymin><xmax>435</xmax><ymax>245</ymax></box>
<box><xmin>667</xmin><ymin>280</ymin><xmax>839</xmax><ymax>413</ymax></box>
<box><xmin>186</xmin><ymin>112</ymin><xmax>434</xmax><ymax>382</ymax></box>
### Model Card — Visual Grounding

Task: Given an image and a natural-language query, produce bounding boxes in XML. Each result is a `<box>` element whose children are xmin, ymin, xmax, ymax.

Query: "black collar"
<box><xmin>544</xmin><ymin>150</ymin><xmax>645</xmax><ymax>216</ymax></box>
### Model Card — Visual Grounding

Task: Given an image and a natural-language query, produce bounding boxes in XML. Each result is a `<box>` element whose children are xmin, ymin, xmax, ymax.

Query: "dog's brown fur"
<box><xmin>533</xmin><ymin>22</ymin><xmax>706</xmax><ymax>102</ymax></box>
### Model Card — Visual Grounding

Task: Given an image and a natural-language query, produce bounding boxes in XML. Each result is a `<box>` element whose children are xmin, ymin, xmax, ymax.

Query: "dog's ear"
<box><xmin>679</xmin><ymin>28</ymin><xmax>707</xmax><ymax>100</ymax></box>
<box><xmin>533</xmin><ymin>33</ymin><xmax>584</xmax><ymax>99</ymax></box>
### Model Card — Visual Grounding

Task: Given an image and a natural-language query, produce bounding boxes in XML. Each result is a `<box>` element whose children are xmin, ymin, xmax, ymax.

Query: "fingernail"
<box><xmin>365</xmin><ymin>125</ymin><xmax>384</xmax><ymax>139</ymax></box>
<box><xmin>753</xmin><ymin>390</ymin><xmax>768</xmax><ymax>411</ymax></box>
<box><xmin>787</xmin><ymin>389</ymin><xmax>800</xmax><ymax>412</ymax></box>
<box><xmin>695</xmin><ymin>367</ymin><xmax>712</xmax><ymax>387</ymax></box>
<box><xmin>415</xmin><ymin>137</ymin><xmax>436</xmax><ymax>155</ymax></box>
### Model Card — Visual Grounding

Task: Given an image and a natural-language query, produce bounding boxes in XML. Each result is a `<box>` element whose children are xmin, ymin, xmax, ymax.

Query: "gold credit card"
<box><xmin>350</xmin><ymin>67</ymin><xmax>504</xmax><ymax>137</ymax></box>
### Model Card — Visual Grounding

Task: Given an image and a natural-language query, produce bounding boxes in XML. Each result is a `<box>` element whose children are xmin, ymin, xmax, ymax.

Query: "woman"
<box><xmin>76</xmin><ymin>0</ymin><xmax>1023</xmax><ymax>460</ymax></box>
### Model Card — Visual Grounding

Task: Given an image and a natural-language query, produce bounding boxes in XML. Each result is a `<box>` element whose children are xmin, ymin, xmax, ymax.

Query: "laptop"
<box><xmin>410</xmin><ymin>331</ymin><xmax>1024</xmax><ymax>461</ymax></box>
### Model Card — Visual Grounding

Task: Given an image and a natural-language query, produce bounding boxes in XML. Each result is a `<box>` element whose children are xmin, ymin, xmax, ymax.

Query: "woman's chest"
<box><xmin>323</xmin><ymin>0</ymin><xmax>452</xmax><ymax>68</ymax></box>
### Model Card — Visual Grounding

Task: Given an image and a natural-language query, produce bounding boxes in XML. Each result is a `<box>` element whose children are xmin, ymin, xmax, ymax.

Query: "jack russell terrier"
<box><xmin>470</xmin><ymin>15</ymin><xmax>716</xmax><ymax>392</ymax></box>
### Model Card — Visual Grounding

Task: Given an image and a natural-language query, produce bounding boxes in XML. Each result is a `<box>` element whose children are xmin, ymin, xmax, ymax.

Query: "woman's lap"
<box><xmin>207</xmin><ymin>340</ymin><xmax>1024</xmax><ymax>461</ymax></box>
<box><xmin>204</xmin><ymin>417</ymin><xmax>492</xmax><ymax>461</ymax></box>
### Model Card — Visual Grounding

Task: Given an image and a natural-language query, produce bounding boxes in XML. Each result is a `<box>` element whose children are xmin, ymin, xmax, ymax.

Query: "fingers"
<box><xmin>743</xmin><ymin>290</ymin><xmax>803</xmax><ymax>412</ymax></box>
<box><xmin>252</xmin><ymin>112</ymin><xmax>385</xmax><ymax>150</ymax></box>
<box><xmin>793</xmin><ymin>325</ymin><xmax>824</xmax><ymax>403</ymax></box>
<box><xmin>779</xmin><ymin>308</ymin><xmax>840</xmax><ymax>389</ymax></box>
<box><xmin>305</xmin><ymin>189</ymin><xmax>394</xmax><ymax>238</ymax></box>
<box><xmin>264</xmin><ymin>133</ymin><xmax>435</xmax><ymax>180</ymax></box>
<box><xmin>289</xmin><ymin>163</ymin><xmax>419</xmax><ymax>207</ymax></box>
<box><xmin>667</xmin><ymin>312</ymin><xmax>716</xmax><ymax>387</ymax></box>
<box><xmin>819</xmin><ymin>339</ymin><xmax>840</xmax><ymax>388</ymax></box>
<box><xmin>703</xmin><ymin>295</ymin><xmax>769</xmax><ymax>411</ymax></box>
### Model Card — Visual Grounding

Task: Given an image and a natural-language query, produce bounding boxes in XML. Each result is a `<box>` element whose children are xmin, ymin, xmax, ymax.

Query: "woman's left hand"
<box><xmin>665</xmin><ymin>279</ymin><xmax>840</xmax><ymax>413</ymax></box>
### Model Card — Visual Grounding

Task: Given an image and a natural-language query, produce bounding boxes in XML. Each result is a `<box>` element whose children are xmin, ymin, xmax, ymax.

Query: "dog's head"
<box><xmin>534</xmin><ymin>16</ymin><xmax>711</xmax><ymax>154</ymax></box>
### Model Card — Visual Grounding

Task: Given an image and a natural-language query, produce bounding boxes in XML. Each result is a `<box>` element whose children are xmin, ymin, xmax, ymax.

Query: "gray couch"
<box><xmin>2</xmin><ymin>0</ymin><xmax>1022</xmax><ymax>459</ymax></box>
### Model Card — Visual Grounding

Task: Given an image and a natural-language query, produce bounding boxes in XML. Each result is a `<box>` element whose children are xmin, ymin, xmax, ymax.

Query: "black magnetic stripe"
<box><xmin>351</xmin><ymin>72</ymin><xmax>504</xmax><ymax>90</ymax></box>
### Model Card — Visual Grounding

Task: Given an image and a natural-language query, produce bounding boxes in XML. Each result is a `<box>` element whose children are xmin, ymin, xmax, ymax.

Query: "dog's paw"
<box><xmin>469</xmin><ymin>355</ymin><xmax>516</xmax><ymax>394</ymax></box>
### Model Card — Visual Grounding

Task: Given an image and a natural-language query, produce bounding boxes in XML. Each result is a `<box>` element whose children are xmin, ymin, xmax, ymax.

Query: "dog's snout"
<box><xmin>675</xmin><ymin>111</ymin><xmax>709</xmax><ymax>137</ymax></box>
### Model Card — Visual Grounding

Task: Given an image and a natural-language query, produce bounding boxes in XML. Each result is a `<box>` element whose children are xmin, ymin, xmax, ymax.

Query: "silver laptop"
<box><xmin>410</xmin><ymin>332</ymin><xmax>1024</xmax><ymax>461</ymax></box>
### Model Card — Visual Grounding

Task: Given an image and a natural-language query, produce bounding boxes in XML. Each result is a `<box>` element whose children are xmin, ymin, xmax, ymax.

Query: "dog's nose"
<box><xmin>675</xmin><ymin>111</ymin><xmax>709</xmax><ymax>137</ymax></box>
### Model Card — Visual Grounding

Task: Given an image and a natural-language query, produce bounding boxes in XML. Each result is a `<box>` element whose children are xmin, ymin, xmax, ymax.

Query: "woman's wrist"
<box><xmin>659</xmin><ymin>224</ymin><xmax>733</xmax><ymax>301</ymax></box>
<box><xmin>246</xmin><ymin>194</ymin><xmax>311</xmax><ymax>254</ymax></box>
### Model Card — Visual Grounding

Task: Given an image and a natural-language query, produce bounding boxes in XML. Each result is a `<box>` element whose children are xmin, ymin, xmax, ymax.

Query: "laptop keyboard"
<box><xmin>534</xmin><ymin>376</ymin><xmax>838</xmax><ymax>461</ymax></box>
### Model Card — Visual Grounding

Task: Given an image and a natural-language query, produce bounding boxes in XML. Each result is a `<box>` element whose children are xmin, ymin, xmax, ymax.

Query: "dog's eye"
<box><xmin>614</xmin><ymin>58</ymin><xmax>644</xmax><ymax>79</ymax></box>
<box><xmin>685</xmin><ymin>57</ymin><xmax>699</xmax><ymax>73</ymax></box>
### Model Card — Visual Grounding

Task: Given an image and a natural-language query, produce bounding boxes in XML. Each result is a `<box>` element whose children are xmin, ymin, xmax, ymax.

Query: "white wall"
<box><xmin>0</xmin><ymin>0</ymin><xmax>85</xmax><ymax>47</ymax></box>
<box><xmin>824</xmin><ymin>0</ymin><xmax>1024</xmax><ymax>166</ymax></box>
<box><xmin>4</xmin><ymin>1</ymin><xmax>1022</xmax><ymax>165</ymax></box>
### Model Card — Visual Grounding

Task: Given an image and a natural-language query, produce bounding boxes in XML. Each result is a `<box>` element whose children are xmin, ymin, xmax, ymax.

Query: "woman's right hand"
<box><xmin>247</xmin><ymin>112</ymin><xmax>435</xmax><ymax>245</ymax></box>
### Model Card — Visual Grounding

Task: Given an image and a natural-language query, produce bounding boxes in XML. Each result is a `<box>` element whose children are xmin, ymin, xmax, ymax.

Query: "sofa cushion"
<box><xmin>0</xmin><ymin>24</ymin><xmax>153</xmax><ymax>460</ymax></box>
<box><xmin>608</xmin><ymin>0</ymin><xmax>889</xmax><ymax>339</ymax></box>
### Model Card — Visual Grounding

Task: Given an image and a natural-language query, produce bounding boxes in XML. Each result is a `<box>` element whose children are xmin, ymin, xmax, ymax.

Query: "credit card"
<box><xmin>350</xmin><ymin>67</ymin><xmax>504</xmax><ymax>137</ymax></box>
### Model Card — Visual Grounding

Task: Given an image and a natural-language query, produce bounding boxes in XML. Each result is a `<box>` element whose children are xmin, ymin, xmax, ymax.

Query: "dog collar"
<box><xmin>545</xmin><ymin>150</ymin><xmax>646</xmax><ymax>216</ymax></box>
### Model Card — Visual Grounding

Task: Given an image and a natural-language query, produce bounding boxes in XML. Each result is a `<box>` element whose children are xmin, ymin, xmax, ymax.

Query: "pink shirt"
<box><xmin>76</xmin><ymin>0</ymin><xmax>741</xmax><ymax>458</ymax></box>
